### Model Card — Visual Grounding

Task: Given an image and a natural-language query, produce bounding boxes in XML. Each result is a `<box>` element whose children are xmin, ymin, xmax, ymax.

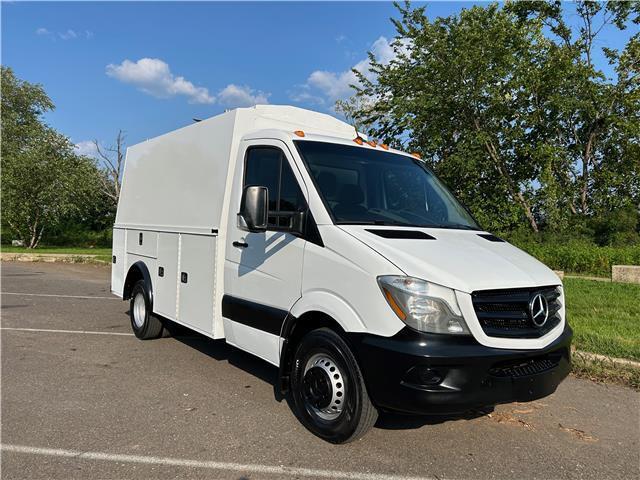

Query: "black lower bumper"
<box><xmin>347</xmin><ymin>325</ymin><xmax>572</xmax><ymax>415</ymax></box>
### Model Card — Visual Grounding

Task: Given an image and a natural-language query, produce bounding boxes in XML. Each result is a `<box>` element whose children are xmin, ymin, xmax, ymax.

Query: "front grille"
<box><xmin>471</xmin><ymin>286</ymin><xmax>561</xmax><ymax>338</ymax></box>
<box><xmin>489</xmin><ymin>352</ymin><xmax>563</xmax><ymax>378</ymax></box>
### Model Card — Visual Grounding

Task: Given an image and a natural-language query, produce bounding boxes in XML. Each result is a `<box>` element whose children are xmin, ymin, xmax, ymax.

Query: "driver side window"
<box><xmin>244</xmin><ymin>147</ymin><xmax>306</xmax><ymax>229</ymax></box>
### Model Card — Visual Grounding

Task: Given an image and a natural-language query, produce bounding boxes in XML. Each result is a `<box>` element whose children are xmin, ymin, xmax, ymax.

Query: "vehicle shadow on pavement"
<box><xmin>374</xmin><ymin>408</ymin><xmax>493</xmax><ymax>430</ymax></box>
<box><xmin>163</xmin><ymin>321</ymin><xmax>280</xmax><ymax>392</ymax></box>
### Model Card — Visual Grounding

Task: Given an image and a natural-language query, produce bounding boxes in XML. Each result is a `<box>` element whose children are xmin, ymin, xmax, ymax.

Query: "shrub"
<box><xmin>42</xmin><ymin>226</ymin><xmax>112</xmax><ymax>248</ymax></box>
<box><xmin>508</xmin><ymin>238</ymin><xmax>640</xmax><ymax>277</ymax></box>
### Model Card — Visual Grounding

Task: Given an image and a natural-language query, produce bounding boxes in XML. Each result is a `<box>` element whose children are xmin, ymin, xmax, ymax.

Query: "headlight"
<box><xmin>377</xmin><ymin>275</ymin><xmax>470</xmax><ymax>335</ymax></box>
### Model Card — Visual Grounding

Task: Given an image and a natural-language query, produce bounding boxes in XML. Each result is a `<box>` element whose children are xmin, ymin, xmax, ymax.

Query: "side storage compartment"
<box><xmin>178</xmin><ymin>234</ymin><xmax>217</xmax><ymax>335</ymax></box>
<box><xmin>154</xmin><ymin>233</ymin><xmax>180</xmax><ymax>319</ymax></box>
<box><xmin>111</xmin><ymin>228</ymin><xmax>126</xmax><ymax>296</ymax></box>
<box><xmin>126</xmin><ymin>229</ymin><xmax>158</xmax><ymax>258</ymax></box>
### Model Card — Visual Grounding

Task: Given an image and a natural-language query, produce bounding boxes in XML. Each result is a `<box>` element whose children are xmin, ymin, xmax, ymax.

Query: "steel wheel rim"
<box><xmin>302</xmin><ymin>353</ymin><xmax>346</xmax><ymax>421</ymax></box>
<box><xmin>133</xmin><ymin>292</ymin><xmax>146</xmax><ymax>328</ymax></box>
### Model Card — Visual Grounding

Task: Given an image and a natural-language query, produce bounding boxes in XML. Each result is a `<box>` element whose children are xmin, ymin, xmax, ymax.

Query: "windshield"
<box><xmin>295</xmin><ymin>141</ymin><xmax>479</xmax><ymax>229</ymax></box>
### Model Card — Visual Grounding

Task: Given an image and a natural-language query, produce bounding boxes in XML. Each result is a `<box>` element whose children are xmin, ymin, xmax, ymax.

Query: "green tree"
<box><xmin>341</xmin><ymin>2</ymin><xmax>556</xmax><ymax>232</ymax></box>
<box><xmin>508</xmin><ymin>0</ymin><xmax>640</xmax><ymax>216</ymax></box>
<box><xmin>1</xmin><ymin>67</ymin><xmax>106</xmax><ymax>248</ymax></box>
<box><xmin>340</xmin><ymin>1</ymin><xmax>639</xmax><ymax>234</ymax></box>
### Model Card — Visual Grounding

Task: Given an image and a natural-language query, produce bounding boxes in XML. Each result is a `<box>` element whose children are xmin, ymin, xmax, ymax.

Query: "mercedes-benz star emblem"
<box><xmin>529</xmin><ymin>293</ymin><xmax>549</xmax><ymax>327</ymax></box>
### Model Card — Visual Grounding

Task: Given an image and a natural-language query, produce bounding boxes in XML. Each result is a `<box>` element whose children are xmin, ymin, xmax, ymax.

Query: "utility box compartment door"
<box><xmin>126</xmin><ymin>230</ymin><xmax>158</xmax><ymax>258</ymax></box>
<box><xmin>178</xmin><ymin>234</ymin><xmax>217</xmax><ymax>335</ymax></box>
<box><xmin>154</xmin><ymin>233</ymin><xmax>179</xmax><ymax>319</ymax></box>
<box><xmin>111</xmin><ymin>228</ymin><xmax>126</xmax><ymax>296</ymax></box>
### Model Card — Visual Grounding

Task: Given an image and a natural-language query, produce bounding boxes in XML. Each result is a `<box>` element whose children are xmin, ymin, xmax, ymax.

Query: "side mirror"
<box><xmin>238</xmin><ymin>186</ymin><xmax>268</xmax><ymax>232</ymax></box>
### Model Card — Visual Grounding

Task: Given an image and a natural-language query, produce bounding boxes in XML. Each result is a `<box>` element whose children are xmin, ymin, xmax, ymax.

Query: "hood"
<box><xmin>339</xmin><ymin>226</ymin><xmax>560</xmax><ymax>294</ymax></box>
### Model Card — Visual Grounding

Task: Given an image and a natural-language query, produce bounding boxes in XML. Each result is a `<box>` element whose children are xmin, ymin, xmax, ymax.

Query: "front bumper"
<box><xmin>347</xmin><ymin>324</ymin><xmax>572</xmax><ymax>415</ymax></box>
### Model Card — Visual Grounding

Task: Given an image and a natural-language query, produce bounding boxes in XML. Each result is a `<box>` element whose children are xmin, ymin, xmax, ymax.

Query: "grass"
<box><xmin>1</xmin><ymin>245</ymin><xmax>111</xmax><ymax>263</ymax></box>
<box><xmin>571</xmin><ymin>351</ymin><xmax>640</xmax><ymax>390</ymax></box>
<box><xmin>564</xmin><ymin>277</ymin><xmax>640</xmax><ymax>362</ymax></box>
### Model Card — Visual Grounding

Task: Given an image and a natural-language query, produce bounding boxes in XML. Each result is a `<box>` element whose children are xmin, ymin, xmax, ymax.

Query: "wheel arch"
<box><xmin>123</xmin><ymin>260</ymin><xmax>153</xmax><ymax>301</ymax></box>
<box><xmin>278</xmin><ymin>309</ymin><xmax>353</xmax><ymax>395</ymax></box>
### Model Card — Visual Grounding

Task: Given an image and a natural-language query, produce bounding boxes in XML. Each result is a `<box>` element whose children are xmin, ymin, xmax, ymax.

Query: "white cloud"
<box><xmin>217</xmin><ymin>84</ymin><xmax>269</xmax><ymax>108</ymax></box>
<box><xmin>288</xmin><ymin>88</ymin><xmax>325</xmax><ymax>106</ymax></box>
<box><xmin>74</xmin><ymin>140</ymin><xmax>99</xmax><ymax>158</ymax></box>
<box><xmin>59</xmin><ymin>29</ymin><xmax>78</xmax><ymax>40</ymax></box>
<box><xmin>106</xmin><ymin>58</ymin><xmax>215</xmax><ymax>104</ymax></box>
<box><xmin>292</xmin><ymin>36</ymin><xmax>409</xmax><ymax>105</ymax></box>
<box><xmin>36</xmin><ymin>28</ymin><xmax>93</xmax><ymax>40</ymax></box>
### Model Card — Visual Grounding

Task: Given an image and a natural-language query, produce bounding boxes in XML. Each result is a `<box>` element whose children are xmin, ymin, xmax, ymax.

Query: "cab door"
<box><xmin>223</xmin><ymin>140</ymin><xmax>308</xmax><ymax>364</ymax></box>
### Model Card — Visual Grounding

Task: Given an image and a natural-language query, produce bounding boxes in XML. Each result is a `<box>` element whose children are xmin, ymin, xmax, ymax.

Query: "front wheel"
<box><xmin>290</xmin><ymin>328</ymin><xmax>378</xmax><ymax>443</ymax></box>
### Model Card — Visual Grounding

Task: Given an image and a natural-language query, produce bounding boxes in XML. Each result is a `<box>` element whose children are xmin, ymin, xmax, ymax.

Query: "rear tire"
<box><xmin>290</xmin><ymin>328</ymin><xmax>378</xmax><ymax>443</ymax></box>
<box><xmin>129</xmin><ymin>280</ymin><xmax>163</xmax><ymax>339</ymax></box>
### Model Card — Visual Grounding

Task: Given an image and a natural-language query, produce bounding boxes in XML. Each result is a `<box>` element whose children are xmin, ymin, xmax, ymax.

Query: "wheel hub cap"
<box><xmin>133</xmin><ymin>292</ymin><xmax>146</xmax><ymax>328</ymax></box>
<box><xmin>303</xmin><ymin>367</ymin><xmax>332</xmax><ymax>409</ymax></box>
<box><xmin>302</xmin><ymin>354</ymin><xmax>345</xmax><ymax>420</ymax></box>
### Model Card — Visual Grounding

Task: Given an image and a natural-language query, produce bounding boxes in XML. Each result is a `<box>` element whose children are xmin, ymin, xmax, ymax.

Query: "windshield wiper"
<box><xmin>430</xmin><ymin>223</ymin><xmax>480</xmax><ymax>231</ymax></box>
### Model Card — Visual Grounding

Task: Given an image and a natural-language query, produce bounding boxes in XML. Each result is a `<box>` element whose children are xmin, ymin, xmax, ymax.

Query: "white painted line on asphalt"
<box><xmin>0</xmin><ymin>327</ymin><xmax>134</xmax><ymax>337</ymax></box>
<box><xmin>1</xmin><ymin>292</ymin><xmax>119</xmax><ymax>300</ymax></box>
<box><xmin>0</xmin><ymin>444</ymin><xmax>433</xmax><ymax>480</ymax></box>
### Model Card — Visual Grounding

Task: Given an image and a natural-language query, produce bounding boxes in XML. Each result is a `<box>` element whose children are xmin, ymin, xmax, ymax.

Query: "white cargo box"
<box><xmin>115</xmin><ymin>105</ymin><xmax>355</xmax><ymax>234</ymax></box>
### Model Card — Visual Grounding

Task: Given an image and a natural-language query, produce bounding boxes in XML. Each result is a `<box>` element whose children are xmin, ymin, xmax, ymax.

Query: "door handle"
<box><xmin>233</xmin><ymin>241</ymin><xmax>249</xmax><ymax>248</ymax></box>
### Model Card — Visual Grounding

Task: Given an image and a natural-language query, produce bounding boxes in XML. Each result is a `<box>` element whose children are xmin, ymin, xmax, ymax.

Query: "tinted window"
<box><xmin>244</xmin><ymin>147</ymin><xmax>306</xmax><ymax>229</ymax></box>
<box><xmin>295</xmin><ymin>141</ymin><xmax>479</xmax><ymax>229</ymax></box>
<box><xmin>244</xmin><ymin>147</ymin><xmax>280</xmax><ymax>211</ymax></box>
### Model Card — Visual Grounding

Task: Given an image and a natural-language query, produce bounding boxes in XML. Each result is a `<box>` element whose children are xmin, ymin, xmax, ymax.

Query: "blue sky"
<box><xmin>2</xmin><ymin>1</ymin><xmax>636</xmax><ymax>156</ymax></box>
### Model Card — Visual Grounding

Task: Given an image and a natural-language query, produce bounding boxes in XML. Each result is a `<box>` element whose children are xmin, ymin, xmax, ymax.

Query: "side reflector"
<box><xmin>294</xmin><ymin>130</ymin><xmax>305</xmax><ymax>137</ymax></box>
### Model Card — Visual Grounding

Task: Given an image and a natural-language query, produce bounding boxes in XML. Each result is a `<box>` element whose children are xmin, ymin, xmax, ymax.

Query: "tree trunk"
<box><xmin>474</xmin><ymin>120</ymin><xmax>539</xmax><ymax>232</ymax></box>
<box><xmin>488</xmin><ymin>141</ymin><xmax>539</xmax><ymax>232</ymax></box>
<box><xmin>27</xmin><ymin>220</ymin><xmax>43</xmax><ymax>249</ymax></box>
<box><xmin>580</xmin><ymin>131</ymin><xmax>596</xmax><ymax>214</ymax></box>
<box><xmin>32</xmin><ymin>227</ymin><xmax>44</xmax><ymax>249</ymax></box>
<box><xmin>28</xmin><ymin>227</ymin><xmax>38</xmax><ymax>249</ymax></box>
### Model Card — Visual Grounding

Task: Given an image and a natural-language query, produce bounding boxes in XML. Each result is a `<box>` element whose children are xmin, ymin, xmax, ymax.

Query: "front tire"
<box><xmin>129</xmin><ymin>280</ymin><xmax>163</xmax><ymax>339</ymax></box>
<box><xmin>290</xmin><ymin>328</ymin><xmax>378</xmax><ymax>443</ymax></box>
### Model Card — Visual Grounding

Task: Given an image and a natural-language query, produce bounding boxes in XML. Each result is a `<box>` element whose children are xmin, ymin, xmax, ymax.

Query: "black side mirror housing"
<box><xmin>238</xmin><ymin>186</ymin><xmax>268</xmax><ymax>232</ymax></box>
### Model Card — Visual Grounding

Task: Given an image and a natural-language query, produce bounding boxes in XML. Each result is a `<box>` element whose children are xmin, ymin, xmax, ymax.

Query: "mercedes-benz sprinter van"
<box><xmin>112</xmin><ymin>105</ymin><xmax>572</xmax><ymax>443</ymax></box>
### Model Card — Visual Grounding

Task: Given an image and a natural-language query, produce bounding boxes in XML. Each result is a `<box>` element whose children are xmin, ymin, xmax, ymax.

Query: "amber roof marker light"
<box><xmin>367</xmin><ymin>140</ymin><xmax>377</xmax><ymax>148</ymax></box>
<box><xmin>294</xmin><ymin>130</ymin><xmax>305</xmax><ymax>137</ymax></box>
<box><xmin>380</xmin><ymin>143</ymin><xmax>389</xmax><ymax>150</ymax></box>
<box><xmin>411</xmin><ymin>152</ymin><xmax>422</xmax><ymax>159</ymax></box>
<box><xmin>353</xmin><ymin>136</ymin><xmax>364</xmax><ymax>145</ymax></box>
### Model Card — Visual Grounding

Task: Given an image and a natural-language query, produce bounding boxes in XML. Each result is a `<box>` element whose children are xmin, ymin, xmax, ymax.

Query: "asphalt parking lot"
<box><xmin>1</xmin><ymin>261</ymin><xmax>638</xmax><ymax>479</ymax></box>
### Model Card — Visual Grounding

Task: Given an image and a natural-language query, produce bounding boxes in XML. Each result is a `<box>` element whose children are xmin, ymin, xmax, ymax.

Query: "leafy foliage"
<box><xmin>508</xmin><ymin>237</ymin><xmax>640</xmax><ymax>276</ymax></box>
<box><xmin>1</xmin><ymin>67</ymin><xmax>111</xmax><ymax>248</ymax></box>
<box><xmin>340</xmin><ymin>1</ymin><xmax>640</xmax><ymax>235</ymax></box>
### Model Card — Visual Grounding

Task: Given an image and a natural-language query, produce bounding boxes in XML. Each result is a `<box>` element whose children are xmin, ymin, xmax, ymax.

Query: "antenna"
<box><xmin>193</xmin><ymin>118</ymin><xmax>202</xmax><ymax>123</ymax></box>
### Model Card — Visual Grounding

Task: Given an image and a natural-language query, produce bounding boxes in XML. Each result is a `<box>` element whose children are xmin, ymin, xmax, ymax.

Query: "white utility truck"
<box><xmin>112</xmin><ymin>105</ymin><xmax>571</xmax><ymax>443</ymax></box>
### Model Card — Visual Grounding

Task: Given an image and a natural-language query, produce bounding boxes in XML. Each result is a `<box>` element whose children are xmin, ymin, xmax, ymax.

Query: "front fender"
<box><xmin>289</xmin><ymin>290</ymin><xmax>367</xmax><ymax>333</ymax></box>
